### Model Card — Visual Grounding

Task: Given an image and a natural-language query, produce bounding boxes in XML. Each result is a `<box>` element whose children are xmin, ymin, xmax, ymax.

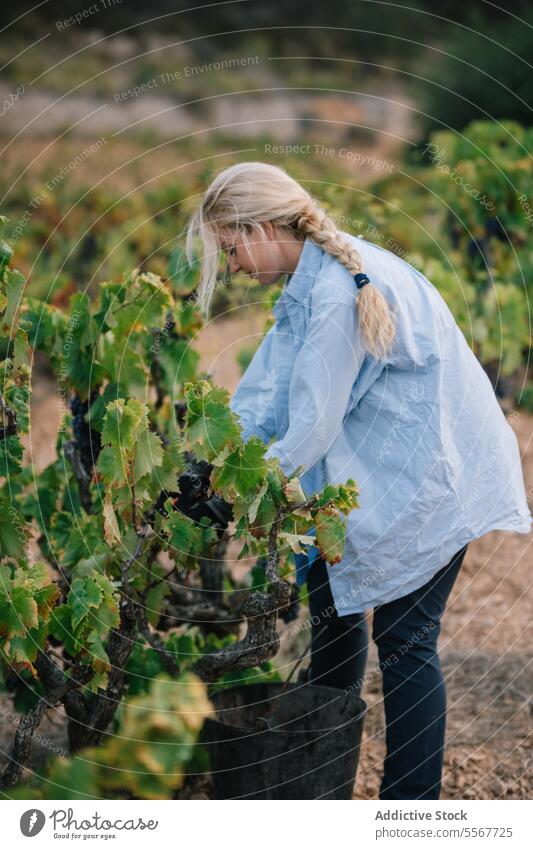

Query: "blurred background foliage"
<box><xmin>0</xmin><ymin>0</ymin><xmax>531</xmax><ymax>456</ymax></box>
<box><xmin>2</xmin><ymin>1</ymin><xmax>532</xmax><ymax>135</ymax></box>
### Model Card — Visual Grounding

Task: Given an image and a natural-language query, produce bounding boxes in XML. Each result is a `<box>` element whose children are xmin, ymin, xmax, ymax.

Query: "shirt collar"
<box><xmin>273</xmin><ymin>237</ymin><xmax>324</xmax><ymax>317</ymax></box>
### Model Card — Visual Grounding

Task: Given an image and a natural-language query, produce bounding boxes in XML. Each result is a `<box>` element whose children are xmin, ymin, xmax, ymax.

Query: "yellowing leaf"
<box><xmin>314</xmin><ymin>508</ymin><xmax>346</xmax><ymax>565</ymax></box>
<box><xmin>103</xmin><ymin>494</ymin><xmax>121</xmax><ymax>546</ymax></box>
<box><xmin>283</xmin><ymin>477</ymin><xmax>307</xmax><ymax>505</ymax></box>
<box><xmin>279</xmin><ymin>531</ymin><xmax>316</xmax><ymax>554</ymax></box>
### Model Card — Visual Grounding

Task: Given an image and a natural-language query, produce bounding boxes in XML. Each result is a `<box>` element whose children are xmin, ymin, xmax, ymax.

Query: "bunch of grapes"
<box><xmin>69</xmin><ymin>392</ymin><xmax>102</xmax><ymax>476</ymax></box>
<box><xmin>152</xmin><ymin>457</ymin><xmax>233</xmax><ymax>538</ymax></box>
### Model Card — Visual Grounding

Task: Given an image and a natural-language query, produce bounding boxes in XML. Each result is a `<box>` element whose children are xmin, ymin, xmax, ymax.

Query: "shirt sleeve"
<box><xmin>229</xmin><ymin>324</ymin><xmax>278</xmax><ymax>444</ymax></box>
<box><xmin>264</xmin><ymin>295</ymin><xmax>381</xmax><ymax>478</ymax></box>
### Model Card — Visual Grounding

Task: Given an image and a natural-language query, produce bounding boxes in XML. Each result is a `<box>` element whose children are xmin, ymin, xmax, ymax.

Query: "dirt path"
<box><xmin>4</xmin><ymin>312</ymin><xmax>532</xmax><ymax>799</ymax></box>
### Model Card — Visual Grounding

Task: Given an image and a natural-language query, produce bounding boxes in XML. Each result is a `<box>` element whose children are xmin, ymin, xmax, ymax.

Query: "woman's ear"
<box><xmin>261</xmin><ymin>220</ymin><xmax>275</xmax><ymax>240</ymax></box>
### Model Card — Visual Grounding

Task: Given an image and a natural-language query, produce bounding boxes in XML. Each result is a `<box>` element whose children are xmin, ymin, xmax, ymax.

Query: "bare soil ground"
<box><xmin>1</xmin><ymin>311</ymin><xmax>531</xmax><ymax>799</ymax></box>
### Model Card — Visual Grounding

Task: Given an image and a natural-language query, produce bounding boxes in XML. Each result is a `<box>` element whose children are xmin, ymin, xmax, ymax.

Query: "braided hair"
<box><xmin>186</xmin><ymin>161</ymin><xmax>396</xmax><ymax>359</ymax></box>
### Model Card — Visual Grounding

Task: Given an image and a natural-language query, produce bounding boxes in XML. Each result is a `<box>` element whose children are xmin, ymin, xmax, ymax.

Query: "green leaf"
<box><xmin>157</xmin><ymin>339</ymin><xmax>200</xmax><ymax>391</ymax></box>
<box><xmin>69</xmin><ymin>576</ymin><xmax>104</xmax><ymax>630</ymax></box>
<box><xmin>313</xmin><ymin>483</ymin><xmax>340</xmax><ymax>507</ymax></box>
<box><xmin>21</xmin><ymin>460</ymin><xmax>63</xmax><ymax>530</ymax></box>
<box><xmin>91</xmin><ymin>574</ymin><xmax>120</xmax><ymax>633</ymax></box>
<box><xmin>150</xmin><ymin>439</ymin><xmax>185</xmax><ymax>491</ymax></box>
<box><xmin>51</xmin><ymin>512</ymin><xmax>105</xmax><ymax>569</ymax></box>
<box><xmin>0</xmin><ymin>588</ymin><xmax>38</xmax><ymax>637</ymax></box>
<box><xmin>101</xmin><ymin>398</ymin><xmax>144</xmax><ymax>450</ymax></box>
<box><xmin>51</xmin><ymin>572</ymin><xmax>119</xmax><ymax>666</ymax></box>
<box><xmin>49</xmin><ymin>604</ymin><xmax>77</xmax><ymax>655</ymax></box>
<box><xmin>1</xmin><ymin>634</ymin><xmax>38</xmax><ymax>673</ymax></box>
<box><xmin>0</xmin><ymin>497</ymin><xmax>30</xmax><ymax>558</ymax></box>
<box><xmin>133</xmin><ymin>428</ymin><xmax>164</xmax><ymax>482</ymax></box>
<box><xmin>164</xmin><ymin>505</ymin><xmax>202</xmax><ymax>557</ymax></box>
<box><xmin>3</xmin><ymin>269</ymin><xmax>26</xmax><ymax>329</ymax></box>
<box><xmin>145</xmin><ymin>580</ymin><xmax>169</xmax><ymax>627</ymax></box>
<box><xmin>86</xmin><ymin>632</ymin><xmax>112</xmax><ymax>690</ymax></box>
<box><xmin>0</xmin><ymin>559</ymin><xmax>59</xmax><ymax>672</ymax></box>
<box><xmin>0</xmin><ymin>435</ymin><xmax>23</xmax><ymax>476</ymax></box>
<box><xmin>114</xmin><ymin>269</ymin><xmax>172</xmax><ymax>333</ymax></box>
<box><xmin>314</xmin><ymin>508</ymin><xmax>346</xmax><ymax>565</ymax></box>
<box><xmin>13</xmin><ymin>328</ymin><xmax>30</xmax><ymax>376</ymax></box>
<box><xmin>0</xmin><ymin>215</ymin><xmax>14</xmax><ymax>273</ymax></box>
<box><xmin>24</xmin><ymin>299</ymin><xmax>67</xmax><ymax>358</ymax></box>
<box><xmin>86</xmin><ymin>383</ymin><xmax>125</xmax><ymax>432</ymax></box>
<box><xmin>314</xmin><ymin>479</ymin><xmax>360</xmax><ymax>513</ymax></box>
<box><xmin>42</xmin><ymin>758</ymin><xmax>99</xmax><ymax>800</ymax></box>
<box><xmin>184</xmin><ymin>381</ymin><xmax>241</xmax><ymax>462</ymax></box>
<box><xmin>335</xmin><ymin>479</ymin><xmax>360</xmax><ymax>513</ymax></box>
<box><xmin>211</xmin><ymin>437</ymin><xmax>267</xmax><ymax>501</ymax></box>
<box><xmin>245</xmin><ymin>482</ymin><xmax>278</xmax><ymax>539</ymax></box>
<box><xmin>247</xmin><ymin>480</ymin><xmax>268</xmax><ymax>524</ymax></box>
<box><xmin>96</xmin><ymin>444</ymin><xmax>129</xmax><ymax>486</ymax></box>
<box><xmin>4</xmin><ymin>384</ymin><xmax>30</xmax><ymax>432</ymax></box>
<box><xmin>100</xmin><ymin>333</ymin><xmax>148</xmax><ymax>388</ymax></box>
<box><xmin>62</xmin><ymin>293</ymin><xmax>104</xmax><ymax>394</ymax></box>
<box><xmin>266</xmin><ymin>468</ymin><xmax>284</xmax><ymax>508</ymax></box>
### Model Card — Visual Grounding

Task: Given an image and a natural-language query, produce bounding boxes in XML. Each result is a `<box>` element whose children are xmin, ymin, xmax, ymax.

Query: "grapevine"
<box><xmin>0</xmin><ymin>215</ymin><xmax>360</xmax><ymax>793</ymax></box>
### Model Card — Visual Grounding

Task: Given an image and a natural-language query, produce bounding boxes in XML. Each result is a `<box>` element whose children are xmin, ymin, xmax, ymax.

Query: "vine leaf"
<box><xmin>157</xmin><ymin>339</ymin><xmax>200</xmax><ymax>394</ymax></box>
<box><xmin>283</xmin><ymin>477</ymin><xmax>307</xmax><ymax>505</ymax></box>
<box><xmin>249</xmin><ymin>485</ymin><xmax>277</xmax><ymax>539</ymax></box>
<box><xmin>279</xmin><ymin>531</ymin><xmax>316</xmax><ymax>555</ymax></box>
<box><xmin>0</xmin><ymin>435</ymin><xmax>24</xmax><ymax>476</ymax></box>
<box><xmin>97</xmin><ymin>398</ymin><xmax>166</xmax><ymax>520</ymax></box>
<box><xmin>50</xmin><ymin>574</ymin><xmax>120</xmax><ymax>689</ymax></box>
<box><xmin>314</xmin><ymin>508</ymin><xmax>346</xmax><ymax>565</ymax></box>
<box><xmin>70</xmin><ymin>576</ymin><xmax>103</xmax><ymax>631</ymax></box>
<box><xmin>211</xmin><ymin>437</ymin><xmax>267</xmax><ymax>501</ymax></box>
<box><xmin>0</xmin><ymin>497</ymin><xmax>30</xmax><ymax>558</ymax></box>
<box><xmin>314</xmin><ymin>478</ymin><xmax>360</xmax><ymax>512</ymax></box>
<box><xmin>0</xmin><ymin>587</ymin><xmax>38</xmax><ymax>636</ymax></box>
<box><xmin>133</xmin><ymin>429</ymin><xmax>164</xmax><ymax>481</ymax></box>
<box><xmin>162</xmin><ymin>501</ymin><xmax>217</xmax><ymax>571</ymax></box>
<box><xmin>3</xmin><ymin>268</ymin><xmax>25</xmax><ymax>329</ymax></box>
<box><xmin>0</xmin><ymin>561</ymin><xmax>59</xmax><ymax>673</ymax></box>
<box><xmin>102</xmin><ymin>494</ymin><xmax>121</xmax><ymax>546</ymax></box>
<box><xmin>96</xmin><ymin>445</ymin><xmax>128</xmax><ymax>486</ymax></box>
<box><xmin>247</xmin><ymin>480</ymin><xmax>268</xmax><ymax>524</ymax></box>
<box><xmin>101</xmin><ymin>399</ymin><xmax>144</xmax><ymax>450</ymax></box>
<box><xmin>184</xmin><ymin>381</ymin><xmax>240</xmax><ymax>461</ymax></box>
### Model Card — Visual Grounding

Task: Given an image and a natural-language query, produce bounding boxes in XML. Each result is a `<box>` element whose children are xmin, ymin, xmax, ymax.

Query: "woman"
<box><xmin>186</xmin><ymin>161</ymin><xmax>531</xmax><ymax>799</ymax></box>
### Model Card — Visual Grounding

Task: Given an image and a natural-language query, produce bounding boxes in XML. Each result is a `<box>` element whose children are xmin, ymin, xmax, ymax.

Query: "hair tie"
<box><xmin>354</xmin><ymin>273</ymin><xmax>370</xmax><ymax>290</ymax></box>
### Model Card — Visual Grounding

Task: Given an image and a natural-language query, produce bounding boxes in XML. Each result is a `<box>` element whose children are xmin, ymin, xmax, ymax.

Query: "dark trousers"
<box><xmin>307</xmin><ymin>545</ymin><xmax>468</xmax><ymax>800</ymax></box>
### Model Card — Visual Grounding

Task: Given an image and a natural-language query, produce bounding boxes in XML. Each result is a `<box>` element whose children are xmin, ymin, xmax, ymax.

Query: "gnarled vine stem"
<box><xmin>0</xmin><ymin>652</ymin><xmax>93</xmax><ymax>788</ymax></box>
<box><xmin>194</xmin><ymin>506</ymin><xmax>297</xmax><ymax>683</ymax></box>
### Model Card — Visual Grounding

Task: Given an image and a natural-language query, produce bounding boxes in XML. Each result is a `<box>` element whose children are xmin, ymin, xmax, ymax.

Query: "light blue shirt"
<box><xmin>229</xmin><ymin>233</ymin><xmax>531</xmax><ymax>615</ymax></box>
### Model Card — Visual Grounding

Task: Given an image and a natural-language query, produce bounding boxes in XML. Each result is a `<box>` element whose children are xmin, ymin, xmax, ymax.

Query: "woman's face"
<box><xmin>217</xmin><ymin>222</ymin><xmax>298</xmax><ymax>286</ymax></box>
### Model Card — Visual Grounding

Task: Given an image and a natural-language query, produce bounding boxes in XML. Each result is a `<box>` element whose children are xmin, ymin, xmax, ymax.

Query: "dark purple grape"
<box><xmin>69</xmin><ymin>392</ymin><xmax>102</xmax><ymax>475</ymax></box>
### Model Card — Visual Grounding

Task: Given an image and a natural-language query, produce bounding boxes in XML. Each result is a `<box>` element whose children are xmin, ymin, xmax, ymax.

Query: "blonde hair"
<box><xmin>186</xmin><ymin>161</ymin><xmax>395</xmax><ymax>360</ymax></box>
